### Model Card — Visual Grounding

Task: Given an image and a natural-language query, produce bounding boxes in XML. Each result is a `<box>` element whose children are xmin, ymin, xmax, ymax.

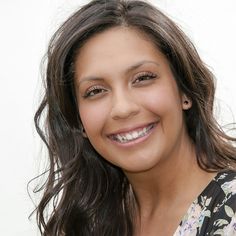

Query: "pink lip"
<box><xmin>107</xmin><ymin>121</ymin><xmax>158</xmax><ymax>147</ymax></box>
<box><xmin>107</xmin><ymin>122</ymin><xmax>158</xmax><ymax>136</ymax></box>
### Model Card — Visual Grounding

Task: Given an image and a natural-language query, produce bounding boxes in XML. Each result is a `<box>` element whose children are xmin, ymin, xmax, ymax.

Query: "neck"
<box><xmin>124</xmin><ymin>137</ymin><xmax>216</xmax><ymax>219</ymax></box>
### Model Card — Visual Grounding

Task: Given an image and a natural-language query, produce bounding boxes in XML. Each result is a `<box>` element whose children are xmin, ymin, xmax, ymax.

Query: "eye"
<box><xmin>83</xmin><ymin>85</ymin><xmax>107</xmax><ymax>98</ymax></box>
<box><xmin>132</xmin><ymin>72</ymin><xmax>157</xmax><ymax>85</ymax></box>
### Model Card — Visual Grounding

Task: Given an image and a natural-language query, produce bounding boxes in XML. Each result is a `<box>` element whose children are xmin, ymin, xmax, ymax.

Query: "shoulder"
<box><xmin>174</xmin><ymin>170</ymin><xmax>236</xmax><ymax>236</ymax></box>
<box><xmin>209</xmin><ymin>170</ymin><xmax>236</xmax><ymax>235</ymax></box>
<box><xmin>211</xmin><ymin>170</ymin><xmax>236</xmax><ymax>213</ymax></box>
<box><xmin>214</xmin><ymin>170</ymin><xmax>236</xmax><ymax>197</ymax></box>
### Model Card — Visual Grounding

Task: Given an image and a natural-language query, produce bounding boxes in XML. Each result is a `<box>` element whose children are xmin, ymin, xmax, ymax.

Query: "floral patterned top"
<box><xmin>174</xmin><ymin>170</ymin><xmax>236</xmax><ymax>236</ymax></box>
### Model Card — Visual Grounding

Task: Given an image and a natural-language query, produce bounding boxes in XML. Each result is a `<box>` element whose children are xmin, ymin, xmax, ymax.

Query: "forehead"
<box><xmin>75</xmin><ymin>27</ymin><xmax>169</xmax><ymax>77</ymax></box>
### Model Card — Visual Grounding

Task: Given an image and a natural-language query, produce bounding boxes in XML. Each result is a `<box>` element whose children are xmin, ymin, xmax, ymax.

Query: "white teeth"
<box><xmin>132</xmin><ymin>131</ymin><xmax>139</xmax><ymax>139</ymax></box>
<box><xmin>112</xmin><ymin>124</ymin><xmax>154</xmax><ymax>143</ymax></box>
<box><xmin>126</xmin><ymin>134</ymin><xmax>133</xmax><ymax>140</ymax></box>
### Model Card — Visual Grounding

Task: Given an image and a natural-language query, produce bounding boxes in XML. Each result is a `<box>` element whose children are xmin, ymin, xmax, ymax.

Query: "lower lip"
<box><xmin>108</xmin><ymin>122</ymin><xmax>158</xmax><ymax>148</ymax></box>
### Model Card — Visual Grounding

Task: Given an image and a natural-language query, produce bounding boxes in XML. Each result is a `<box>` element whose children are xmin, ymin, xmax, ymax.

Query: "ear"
<box><xmin>181</xmin><ymin>94</ymin><xmax>192</xmax><ymax>110</ymax></box>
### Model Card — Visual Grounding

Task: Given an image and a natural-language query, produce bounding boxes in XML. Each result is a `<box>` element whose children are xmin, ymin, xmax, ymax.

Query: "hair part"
<box><xmin>34</xmin><ymin>0</ymin><xmax>236</xmax><ymax>235</ymax></box>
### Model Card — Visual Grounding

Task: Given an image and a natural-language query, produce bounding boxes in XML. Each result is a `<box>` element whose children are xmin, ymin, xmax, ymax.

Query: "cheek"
<box><xmin>79</xmin><ymin>101</ymin><xmax>110</xmax><ymax>137</ymax></box>
<box><xmin>140</xmin><ymin>86</ymin><xmax>181</xmax><ymax>114</ymax></box>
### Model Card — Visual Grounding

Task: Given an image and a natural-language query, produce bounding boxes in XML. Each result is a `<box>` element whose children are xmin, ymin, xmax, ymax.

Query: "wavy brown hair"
<box><xmin>34</xmin><ymin>0</ymin><xmax>236</xmax><ymax>235</ymax></box>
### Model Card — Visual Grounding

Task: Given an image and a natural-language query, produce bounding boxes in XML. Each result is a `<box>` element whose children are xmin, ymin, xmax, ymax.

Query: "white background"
<box><xmin>0</xmin><ymin>1</ymin><xmax>235</xmax><ymax>235</ymax></box>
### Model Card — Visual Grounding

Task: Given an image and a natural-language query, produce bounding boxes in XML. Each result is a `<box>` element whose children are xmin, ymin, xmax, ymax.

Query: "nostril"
<box><xmin>110</xmin><ymin>105</ymin><xmax>140</xmax><ymax>120</ymax></box>
<box><xmin>110</xmin><ymin>91</ymin><xmax>140</xmax><ymax>119</ymax></box>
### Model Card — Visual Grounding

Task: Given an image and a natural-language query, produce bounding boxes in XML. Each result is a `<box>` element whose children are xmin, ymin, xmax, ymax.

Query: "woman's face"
<box><xmin>75</xmin><ymin>27</ymin><xmax>191</xmax><ymax>173</ymax></box>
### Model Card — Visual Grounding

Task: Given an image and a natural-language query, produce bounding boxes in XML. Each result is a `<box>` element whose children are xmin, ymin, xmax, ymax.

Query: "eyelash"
<box><xmin>83</xmin><ymin>85</ymin><xmax>107</xmax><ymax>98</ymax></box>
<box><xmin>132</xmin><ymin>72</ymin><xmax>157</xmax><ymax>84</ymax></box>
<box><xmin>82</xmin><ymin>72</ymin><xmax>157</xmax><ymax>98</ymax></box>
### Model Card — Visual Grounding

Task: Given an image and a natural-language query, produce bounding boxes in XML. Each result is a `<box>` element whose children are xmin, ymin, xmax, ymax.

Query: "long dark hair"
<box><xmin>34</xmin><ymin>0</ymin><xmax>236</xmax><ymax>235</ymax></box>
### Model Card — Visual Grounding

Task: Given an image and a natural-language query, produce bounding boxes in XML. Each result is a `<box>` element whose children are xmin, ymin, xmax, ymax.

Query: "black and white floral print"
<box><xmin>174</xmin><ymin>171</ymin><xmax>236</xmax><ymax>236</ymax></box>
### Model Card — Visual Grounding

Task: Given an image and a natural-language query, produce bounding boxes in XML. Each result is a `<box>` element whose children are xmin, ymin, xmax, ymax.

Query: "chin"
<box><xmin>121</xmin><ymin>161</ymin><xmax>159</xmax><ymax>174</ymax></box>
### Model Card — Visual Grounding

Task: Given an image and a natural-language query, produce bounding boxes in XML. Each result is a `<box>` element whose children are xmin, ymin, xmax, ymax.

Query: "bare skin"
<box><xmin>127</xmin><ymin>140</ymin><xmax>216</xmax><ymax>236</ymax></box>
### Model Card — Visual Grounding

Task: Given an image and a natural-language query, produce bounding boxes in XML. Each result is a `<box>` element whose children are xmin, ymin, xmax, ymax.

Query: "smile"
<box><xmin>109</xmin><ymin>123</ymin><xmax>156</xmax><ymax>144</ymax></box>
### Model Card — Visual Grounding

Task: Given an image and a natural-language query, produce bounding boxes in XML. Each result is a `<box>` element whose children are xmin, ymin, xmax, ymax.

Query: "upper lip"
<box><xmin>107</xmin><ymin>121</ymin><xmax>158</xmax><ymax>136</ymax></box>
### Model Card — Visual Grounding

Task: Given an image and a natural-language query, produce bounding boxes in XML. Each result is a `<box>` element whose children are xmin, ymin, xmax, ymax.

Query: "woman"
<box><xmin>34</xmin><ymin>0</ymin><xmax>236</xmax><ymax>235</ymax></box>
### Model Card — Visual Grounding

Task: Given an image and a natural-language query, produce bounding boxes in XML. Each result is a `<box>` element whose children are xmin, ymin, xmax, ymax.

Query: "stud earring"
<box><xmin>183</xmin><ymin>99</ymin><xmax>192</xmax><ymax>110</ymax></box>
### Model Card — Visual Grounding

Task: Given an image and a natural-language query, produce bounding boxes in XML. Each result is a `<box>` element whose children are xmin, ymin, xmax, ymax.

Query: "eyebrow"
<box><xmin>77</xmin><ymin>60</ymin><xmax>159</xmax><ymax>86</ymax></box>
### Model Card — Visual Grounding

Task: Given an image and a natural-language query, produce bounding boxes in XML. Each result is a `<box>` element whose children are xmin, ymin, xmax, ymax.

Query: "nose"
<box><xmin>110</xmin><ymin>89</ymin><xmax>140</xmax><ymax>120</ymax></box>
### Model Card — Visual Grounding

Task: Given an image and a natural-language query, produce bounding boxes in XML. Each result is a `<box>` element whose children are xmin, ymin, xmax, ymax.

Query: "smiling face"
<box><xmin>75</xmin><ymin>27</ymin><xmax>192</xmax><ymax>173</ymax></box>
